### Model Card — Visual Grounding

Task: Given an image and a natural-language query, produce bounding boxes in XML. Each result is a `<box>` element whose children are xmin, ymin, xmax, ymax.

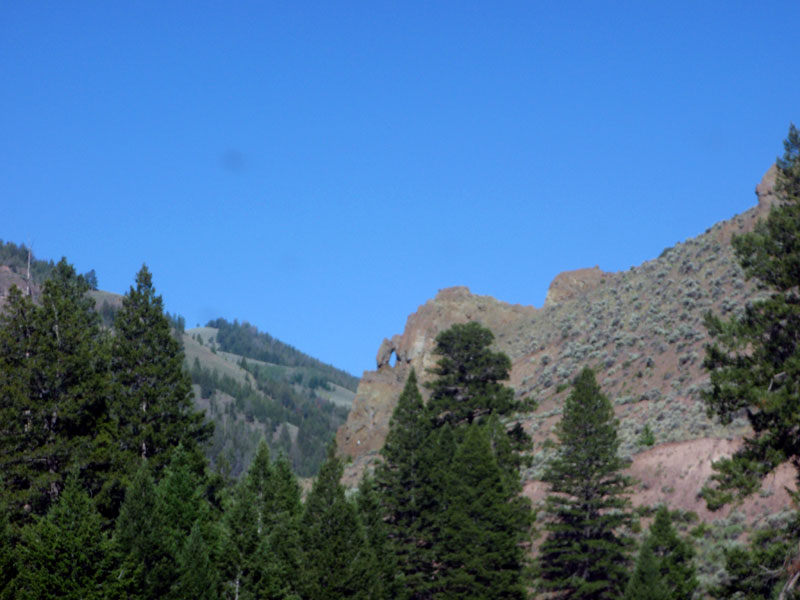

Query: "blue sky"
<box><xmin>2</xmin><ymin>2</ymin><xmax>798</xmax><ymax>377</ymax></box>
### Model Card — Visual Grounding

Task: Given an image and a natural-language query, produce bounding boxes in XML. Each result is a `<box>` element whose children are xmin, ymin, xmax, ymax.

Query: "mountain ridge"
<box><xmin>337</xmin><ymin>165</ymin><xmax>793</xmax><ymax>531</ymax></box>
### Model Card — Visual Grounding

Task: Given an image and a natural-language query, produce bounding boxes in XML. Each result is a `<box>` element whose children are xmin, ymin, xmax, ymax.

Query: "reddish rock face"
<box><xmin>338</xmin><ymin>166</ymin><xmax>794</xmax><ymax>522</ymax></box>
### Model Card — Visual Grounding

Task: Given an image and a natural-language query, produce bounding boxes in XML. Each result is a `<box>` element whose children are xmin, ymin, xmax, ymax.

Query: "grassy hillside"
<box><xmin>185</xmin><ymin>325</ymin><xmax>354</xmax><ymax>477</ymax></box>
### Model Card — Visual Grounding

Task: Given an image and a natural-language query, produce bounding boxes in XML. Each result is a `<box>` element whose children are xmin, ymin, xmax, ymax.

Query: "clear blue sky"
<box><xmin>2</xmin><ymin>2</ymin><xmax>798</xmax><ymax>377</ymax></box>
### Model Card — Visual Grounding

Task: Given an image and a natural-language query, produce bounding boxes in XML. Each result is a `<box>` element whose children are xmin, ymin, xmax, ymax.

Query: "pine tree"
<box><xmin>702</xmin><ymin>124</ymin><xmax>800</xmax><ymax>507</ymax></box>
<box><xmin>10</xmin><ymin>474</ymin><xmax>108</xmax><ymax>600</ymax></box>
<box><xmin>111</xmin><ymin>265</ymin><xmax>211</xmax><ymax>477</ymax></box>
<box><xmin>425</xmin><ymin>321</ymin><xmax>517</xmax><ymax>426</ymax></box>
<box><xmin>375</xmin><ymin>325</ymin><xmax>533</xmax><ymax>599</ymax></box>
<box><xmin>0</xmin><ymin>260</ymin><xmax>116</xmax><ymax>523</ymax></box>
<box><xmin>539</xmin><ymin>367</ymin><xmax>633</xmax><ymax>600</ymax></box>
<box><xmin>299</xmin><ymin>443</ymin><xmax>379</xmax><ymax>600</ymax></box>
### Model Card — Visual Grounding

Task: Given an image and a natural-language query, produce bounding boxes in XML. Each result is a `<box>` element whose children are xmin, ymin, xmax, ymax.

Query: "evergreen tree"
<box><xmin>425</xmin><ymin>321</ymin><xmax>517</xmax><ymax>426</ymax></box>
<box><xmin>0</xmin><ymin>489</ymin><xmax>15</xmax><ymax>600</ymax></box>
<box><xmin>623</xmin><ymin>543</ymin><xmax>669</xmax><ymax>600</ymax></box>
<box><xmin>110</xmin><ymin>461</ymin><xmax>172</xmax><ymax>599</ymax></box>
<box><xmin>299</xmin><ymin>443</ymin><xmax>379</xmax><ymax>600</ymax></box>
<box><xmin>711</xmin><ymin>513</ymin><xmax>800</xmax><ymax>600</ymax></box>
<box><xmin>374</xmin><ymin>370</ymin><xmax>431</xmax><ymax>598</ymax></box>
<box><xmin>625</xmin><ymin>506</ymin><xmax>697</xmax><ymax>600</ymax></box>
<box><xmin>647</xmin><ymin>506</ymin><xmax>697</xmax><ymax>599</ymax></box>
<box><xmin>172</xmin><ymin>520</ymin><xmax>220</xmax><ymax>600</ymax></box>
<box><xmin>221</xmin><ymin>479</ymin><xmax>261</xmax><ymax>599</ymax></box>
<box><xmin>539</xmin><ymin>367</ymin><xmax>633</xmax><ymax>599</ymax></box>
<box><xmin>0</xmin><ymin>260</ymin><xmax>116</xmax><ymax>523</ymax></box>
<box><xmin>435</xmin><ymin>423</ymin><xmax>530</xmax><ymax>599</ymax></box>
<box><xmin>10</xmin><ymin>474</ymin><xmax>108</xmax><ymax>600</ymax></box>
<box><xmin>111</xmin><ymin>265</ymin><xmax>211</xmax><ymax>478</ymax></box>
<box><xmin>702</xmin><ymin>124</ymin><xmax>800</xmax><ymax>507</ymax></box>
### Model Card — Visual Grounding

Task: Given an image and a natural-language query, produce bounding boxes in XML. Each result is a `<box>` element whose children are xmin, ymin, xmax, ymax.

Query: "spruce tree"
<box><xmin>435</xmin><ymin>423</ymin><xmax>530</xmax><ymax>599</ymax></box>
<box><xmin>539</xmin><ymin>367</ymin><xmax>633</xmax><ymax>600</ymax></box>
<box><xmin>111</xmin><ymin>265</ymin><xmax>211</xmax><ymax>477</ymax></box>
<box><xmin>374</xmin><ymin>370</ymin><xmax>431</xmax><ymax>598</ymax></box>
<box><xmin>623</xmin><ymin>543</ymin><xmax>669</xmax><ymax>600</ymax></box>
<box><xmin>110</xmin><ymin>461</ymin><xmax>172</xmax><ymax>599</ymax></box>
<box><xmin>10</xmin><ymin>474</ymin><xmax>108</xmax><ymax>600</ymax></box>
<box><xmin>172</xmin><ymin>520</ymin><xmax>220</xmax><ymax>600</ymax></box>
<box><xmin>0</xmin><ymin>260</ymin><xmax>116</xmax><ymax>523</ymax></box>
<box><xmin>702</xmin><ymin>124</ymin><xmax>800</xmax><ymax>506</ymax></box>
<box><xmin>221</xmin><ymin>479</ymin><xmax>260</xmax><ymax>599</ymax></box>
<box><xmin>299</xmin><ymin>443</ymin><xmax>379</xmax><ymax>600</ymax></box>
<box><xmin>625</xmin><ymin>506</ymin><xmax>697</xmax><ymax>600</ymax></box>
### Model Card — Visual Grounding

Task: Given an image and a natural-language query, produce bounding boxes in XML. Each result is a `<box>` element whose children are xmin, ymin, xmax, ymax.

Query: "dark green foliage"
<box><xmin>111</xmin><ymin>461</ymin><xmax>173</xmax><ymax>599</ymax></box>
<box><xmin>624</xmin><ymin>543</ymin><xmax>670</xmax><ymax>600</ymax></box>
<box><xmin>10</xmin><ymin>474</ymin><xmax>108</xmax><ymax>600</ymax></box>
<box><xmin>712</xmin><ymin>514</ymin><xmax>800</xmax><ymax>600</ymax></box>
<box><xmin>0</xmin><ymin>489</ymin><xmax>15</xmax><ymax>599</ymax></box>
<box><xmin>112</xmin><ymin>265</ymin><xmax>211</xmax><ymax>478</ymax></box>
<box><xmin>374</xmin><ymin>370</ymin><xmax>430</xmax><ymax>598</ymax></box>
<box><xmin>173</xmin><ymin>520</ymin><xmax>219</xmax><ymax>600</ymax></box>
<box><xmin>0</xmin><ymin>260</ymin><xmax>116</xmax><ymax>523</ymax></box>
<box><xmin>299</xmin><ymin>443</ymin><xmax>379</xmax><ymax>600</ymax></box>
<box><xmin>435</xmin><ymin>423</ymin><xmax>530</xmax><ymax>600</ymax></box>
<box><xmin>702</xmin><ymin>124</ymin><xmax>800</xmax><ymax>507</ymax></box>
<box><xmin>539</xmin><ymin>367</ymin><xmax>633</xmax><ymax>599</ymax></box>
<box><xmin>376</xmin><ymin>325</ymin><xmax>533</xmax><ymax>599</ymax></box>
<box><xmin>647</xmin><ymin>506</ymin><xmax>697</xmax><ymax>599</ymax></box>
<box><xmin>625</xmin><ymin>506</ymin><xmax>697</xmax><ymax>600</ymax></box>
<box><xmin>426</xmin><ymin>321</ymin><xmax>516</xmax><ymax>426</ymax></box>
<box><xmin>83</xmin><ymin>269</ymin><xmax>98</xmax><ymax>291</ymax></box>
<box><xmin>208</xmin><ymin>317</ymin><xmax>358</xmax><ymax>391</ymax></box>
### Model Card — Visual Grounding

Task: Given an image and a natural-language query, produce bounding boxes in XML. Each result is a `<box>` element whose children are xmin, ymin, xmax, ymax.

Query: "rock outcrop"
<box><xmin>338</xmin><ymin>166</ymin><xmax>792</xmax><ymax>522</ymax></box>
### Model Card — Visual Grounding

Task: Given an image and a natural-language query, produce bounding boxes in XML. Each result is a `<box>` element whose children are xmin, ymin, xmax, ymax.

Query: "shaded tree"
<box><xmin>10</xmin><ymin>474</ymin><xmax>108</xmax><ymax>600</ymax></box>
<box><xmin>299</xmin><ymin>443</ymin><xmax>379</xmax><ymax>600</ymax></box>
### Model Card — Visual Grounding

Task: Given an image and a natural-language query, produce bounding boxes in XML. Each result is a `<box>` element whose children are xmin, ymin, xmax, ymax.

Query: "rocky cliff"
<box><xmin>338</xmin><ymin>165</ymin><xmax>794</xmax><ymax>523</ymax></box>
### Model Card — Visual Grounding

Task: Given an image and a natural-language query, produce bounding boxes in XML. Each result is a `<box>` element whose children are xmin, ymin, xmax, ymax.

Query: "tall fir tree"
<box><xmin>374</xmin><ymin>370</ymin><xmax>432</xmax><ymax>599</ymax></box>
<box><xmin>111</xmin><ymin>265</ymin><xmax>211</xmax><ymax>478</ymax></box>
<box><xmin>539</xmin><ymin>367</ymin><xmax>633</xmax><ymax>600</ymax></box>
<box><xmin>172</xmin><ymin>520</ymin><xmax>219</xmax><ymax>600</ymax></box>
<box><xmin>376</xmin><ymin>323</ymin><xmax>533</xmax><ymax>599</ymax></box>
<box><xmin>0</xmin><ymin>260</ymin><xmax>116</xmax><ymax>523</ymax></box>
<box><xmin>435</xmin><ymin>423</ymin><xmax>530</xmax><ymax>600</ymax></box>
<box><xmin>702</xmin><ymin>124</ymin><xmax>800</xmax><ymax>507</ymax></box>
